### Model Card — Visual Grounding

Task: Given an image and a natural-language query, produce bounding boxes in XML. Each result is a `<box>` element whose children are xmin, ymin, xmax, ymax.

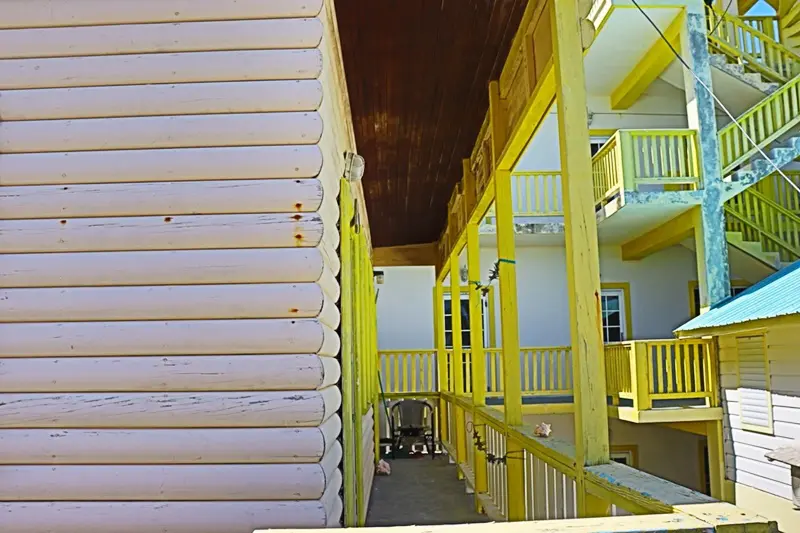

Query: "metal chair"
<box><xmin>389</xmin><ymin>399</ymin><xmax>436</xmax><ymax>459</ymax></box>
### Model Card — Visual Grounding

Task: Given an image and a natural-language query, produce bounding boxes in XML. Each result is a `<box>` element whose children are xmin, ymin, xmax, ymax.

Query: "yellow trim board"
<box><xmin>616</xmin><ymin>406</ymin><xmax>723</xmax><ymax>424</ymax></box>
<box><xmin>664</xmin><ymin>421</ymin><xmax>708</xmax><ymax>436</ymax></box>
<box><xmin>373</xmin><ymin>243</ymin><xmax>438</xmax><ymax>266</ymax></box>
<box><xmin>601</xmin><ymin>282</ymin><xmax>634</xmax><ymax>340</ymax></box>
<box><xmin>621</xmin><ymin>208</ymin><xmax>695</xmax><ymax>261</ymax></box>
<box><xmin>610</xmin><ymin>11</ymin><xmax>685</xmax><ymax>110</ymax></box>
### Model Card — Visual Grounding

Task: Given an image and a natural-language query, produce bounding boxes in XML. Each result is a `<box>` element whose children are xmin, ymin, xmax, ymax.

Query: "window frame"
<box><xmin>600</xmin><ymin>283</ymin><xmax>632</xmax><ymax>343</ymax></box>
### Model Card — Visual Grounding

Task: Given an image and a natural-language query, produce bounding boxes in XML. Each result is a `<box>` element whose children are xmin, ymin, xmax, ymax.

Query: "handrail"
<box><xmin>593</xmin><ymin>133</ymin><xmax>623</xmax><ymax>207</ymax></box>
<box><xmin>740</xmin><ymin>15</ymin><xmax>780</xmax><ymax>42</ymax></box>
<box><xmin>717</xmin><ymin>72</ymin><xmax>800</xmax><ymax>174</ymax></box>
<box><xmin>725</xmin><ymin>187</ymin><xmax>800</xmax><ymax>263</ymax></box>
<box><xmin>707</xmin><ymin>5</ymin><xmax>800</xmax><ymax>83</ymax></box>
<box><xmin>511</xmin><ymin>171</ymin><xmax>563</xmax><ymax>216</ymax></box>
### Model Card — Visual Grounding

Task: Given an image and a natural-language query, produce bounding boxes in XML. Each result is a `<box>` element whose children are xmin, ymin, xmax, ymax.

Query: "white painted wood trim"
<box><xmin>0</xmin><ymin>284</ymin><xmax>328</xmax><ymax>322</ymax></box>
<box><xmin>0</xmin><ymin>19</ymin><xmax>323</xmax><ymax>59</ymax></box>
<box><xmin>0</xmin><ymin>500</ymin><xmax>337</xmax><ymax>533</ymax></box>
<box><xmin>0</xmin><ymin>319</ymin><xmax>339</xmax><ymax>357</ymax></box>
<box><xmin>0</xmin><ymin>214</ymin><xmax>325</xmax><ymax>253</ymax></box>
<box><xmin>0</xmin><ymin>0</ymin><xmax>324</xmax><ymax>29</ymax></box>
<box><xmin>0</xmin><ymin>415</ymin><xmax>341</xmax><ymax>464</ymax></box>
<box><xmin>0</xmin><ymin>179</ymin><xmax>325</xmax><ymax>220</ymax></box>
<box><xmin>0</xmin><ymin>249</ymin><xmax>326</xmax><ymax>288</ymax></box>
<box><xmin>1</xmin><ymin>145</ymin><xmax>323</xmax><ymax>186</ymax></box>
<box><xmin>0</xmin><ymin>50</ymin><xmax>323</xmax><ymax>90</ymax></box>
<box><xmin>0</xmin><ymin>354</ymin><xmax>340</xmax><ymax>392</ymax></box>
<box><xmin>0</xmin><ymin>442</ymin><xmax>342</xmax><ymax>500</ymax></box>
<box><xmin>1</xmin><ymin>113</ymin><xmax>322</xmax><ymax>153</ymax></box>
<box><xmin>0</xmin><ymin>388</ymin><xmax>342</xmax><ymax>428</ymax></box>
<box><xmin>0</xmin><ymin>80</ymin><xmax>324</xmax><ymax>121</ymax></box>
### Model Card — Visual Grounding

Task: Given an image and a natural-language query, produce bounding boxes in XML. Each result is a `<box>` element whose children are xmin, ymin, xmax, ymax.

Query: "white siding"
<box><xmin>720</xmin><ymin>323</ymin><xmax>800</xmax><ymax>512</ymax></box>
<box><xmin>0</xmin><ymin>1</ymin><xmax>350</xmax><ymax>530</ymax></box>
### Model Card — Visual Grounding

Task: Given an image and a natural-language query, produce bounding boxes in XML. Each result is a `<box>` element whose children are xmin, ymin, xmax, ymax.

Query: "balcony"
<box><xmin>378</xmin><ymin>338</ymin><xmax>720</xmax><ymax>424</ymax></box>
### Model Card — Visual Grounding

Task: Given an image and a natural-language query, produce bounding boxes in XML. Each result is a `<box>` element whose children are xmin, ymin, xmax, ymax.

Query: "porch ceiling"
<box><xmin>337</xmin><ymin>0</ymin><xmax>527</xmax><ymax>248</ymax></box>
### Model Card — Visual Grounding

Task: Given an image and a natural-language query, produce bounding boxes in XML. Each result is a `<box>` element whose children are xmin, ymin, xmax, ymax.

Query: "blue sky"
<box><xmin>747</xmin><ymin>0</ymin><xmax>776</xmax><ymax>15</ymax></box>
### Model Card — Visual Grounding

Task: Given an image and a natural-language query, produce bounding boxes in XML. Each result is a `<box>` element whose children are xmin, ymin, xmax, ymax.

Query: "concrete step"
<box><xmin>727</xmin><ymin>136</ymin><xmax>800</xmax><ymax>189</ymax></box>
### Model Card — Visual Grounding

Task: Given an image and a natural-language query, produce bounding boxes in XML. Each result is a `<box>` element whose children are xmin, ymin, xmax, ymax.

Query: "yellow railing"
<box><xmin>707</xmin><ymin>6</ymin><xmax>800</xmax><ymax>82</ymax></box>
<box><xmin>512</xmin><ymin>171</ymin><xmax>563</xmax><ymax>216</ymax></box>
<box><xmin>439</xmin><ymin>393</ymin><xmax>740</xmax><ymax>524</ymax></box>
<box><xmin>605</xmin><ymin>339</ymin><xmax>716</xmax><ymax>411</ymax></box>
<box><xmin>379</xmin><ymin>350</ymin><xmax>438</xmax><ymax>395</ymax></box>
<box><xmin>487</xmin><ymin>346</ymin><xmax>573</xmax><ymax>396</ymax></box>
<box><xmin>592</xmin><ymin>130</ymin><xmax>701</xmax><ymax>208</ymax></box>
<box><xmin>726</xmin><ymin>186</ymin><xmax>800</xmax><ymax>263</ymax></box>
<box><xmin>741</xmin><ymin>15</ymin><xmax>781</xmax><ymax>43</ymax></box>
<box><xmin>718</xmin><ymin>73</ymin><xmax>800</xmax><ymax>174</ymax></box>
<box><xmin>765</xmin><ymin>170</ymin><xmax>800</xmax><ymax>215</ymax></box>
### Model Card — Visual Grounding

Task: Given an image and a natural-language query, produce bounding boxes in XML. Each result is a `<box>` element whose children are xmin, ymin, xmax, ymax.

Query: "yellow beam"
<box><xmin>449</xmin><ymin>252</ymin><xmax>467</xmax><ymax>479</ymax></box>
<box><xmin>664</xmin><ymin>421</ymin><xmax>708</xmax><ymax>436</ymax></box>
<box><xmin>621</xmin><ymin>208</ymin><xmax>695</xmax><ymax>260</ymax></box>
<box><xmin>434</xmin><ymin>278</ymin><xmax>449</xmax><ymax>444</ymax></box>
<box><xmin>373</xmin><ymin>243</ymin><xmax>438</xmax><ymax>266</ymax></box>
<box><xmin>466</xmin><ymin>220</ymin><xmax>488</xmax><ymax>513</ymax></box>
<box><xmin>337</xmin><ymin>179</ymin><xmax>358</xmax><ymax>526</ymax></box>
<box><xmin>610</xmin><ymin>12</ymin><xmax>684</xmax><ymax>110</ymax></box>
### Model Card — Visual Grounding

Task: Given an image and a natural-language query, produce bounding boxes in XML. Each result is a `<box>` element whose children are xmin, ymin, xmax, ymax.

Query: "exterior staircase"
<box><xmin>706</xmin><ymin>6</ymin><xmax>800</xmax><ymax>202</ymax></box>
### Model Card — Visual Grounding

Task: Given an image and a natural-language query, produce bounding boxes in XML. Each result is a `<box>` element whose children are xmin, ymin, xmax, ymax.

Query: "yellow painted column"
<box><xmin>450</xmin><ymin>252</ymin><xmax>467</xmax><ymax>477</ymax></box>
<box><xmin>706</xmin><ymin>420</ymin><xmax>727</xmax><ymax>500</ymax></box>
<box><xmin>467</xmin><ymin>221</ymin><xmax>488</xmax><ymax>511</ymax></box>
<box><xmin>338</xmin><ymin>180</ymin><xmax>359</xmax><ymax>526</ymax></box>
<box><xmin>354</xmin><ymin>231</ymin><xmax>365</xmax><ymax>525</ymax></box>
<box><xmin>551</xmin><ymin>0</ymin><xmax>610</xmax><ymax>517</ymax></box>
<box><xmin>434</xmin><ymin>278</ymin><xmax>449</xmax><ymax>447</ymax></box>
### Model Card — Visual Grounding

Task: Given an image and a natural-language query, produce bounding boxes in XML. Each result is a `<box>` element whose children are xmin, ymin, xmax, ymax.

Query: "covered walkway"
<box><xmin>366</xmin><ymin>457</ymin><xmax>489</xmax><ymax>527</ymax></box>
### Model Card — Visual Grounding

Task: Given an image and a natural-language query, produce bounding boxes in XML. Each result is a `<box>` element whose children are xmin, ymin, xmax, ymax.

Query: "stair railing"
<box><xmin>725</xmin><ymin>187</ymin><xmax>800</xmax><ymax>264</ymax></box>
<box><xmin>717</xmin><ymin>72</ymin><xmax>800</xmax><ymax>175</ymax></box>
<box><xmin>707</xmin><ymin>6</ymin><xmax>800</xmax><ymax>83</ymax></box>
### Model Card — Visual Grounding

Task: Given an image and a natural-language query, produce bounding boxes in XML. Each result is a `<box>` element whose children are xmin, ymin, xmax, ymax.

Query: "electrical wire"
<box><xmin>708</xmin><ymin>0</ymin><xmax>735</xmax><ymax>38</ymax></box>
<box><xmin>630</xmin><ymin>0</ymin><xmax>800</xmax><ymax>196</ymax></box>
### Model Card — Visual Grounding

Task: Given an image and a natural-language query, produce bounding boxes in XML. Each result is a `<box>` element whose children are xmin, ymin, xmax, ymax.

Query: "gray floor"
<box><xmin>365</xmin><ymin>456</ymin><xmax>491</xmax><ymax>526</ymax></box>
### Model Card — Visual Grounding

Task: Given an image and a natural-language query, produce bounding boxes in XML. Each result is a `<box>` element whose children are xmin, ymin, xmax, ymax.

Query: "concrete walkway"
<box><xmin>365</xmin><ymin>456</ymin><xmax>490</xmax><ymax>526</ymax></box>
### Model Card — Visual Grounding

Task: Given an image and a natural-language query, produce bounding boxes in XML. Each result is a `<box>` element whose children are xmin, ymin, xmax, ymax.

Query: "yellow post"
<box><xmin>631</xmin><ymin>343</ymin><xmax>652</xmax><ymax>411</ymax></box>
<box><xmin>467</xmin><ymin>220</ymin><xmax>488</xmax><ymax>511</ymax></box>
<box><xmin>551</xmin><ymin>0</ymin><xmax>610</xmax><ymax>517</ymax></box>
<box><xmin>490</xmin><ymin>78</ymin><xmax>525</xmax><ymax>521</ymax></box>
<box><xmin>434</xmin><ymin>278</ymin><xmax>449</xmax><ymax>446</ymax></box>
<box><xmin>450</xmin><ymin>252</ymin><xmax>467</xmax><ymax>477</ymax></box>
<box><xmin>706</xmin><ymin>420</ymin><xmax>726</xmax><ymax>500</ymax></box>
<box><xmin>354</xmin><ymin>231</ymin><xmax>365</xmax><ymax>525</ymax></box>
<box><xmin>338</xmin><ymin>179</ymin><xmax>359</xmax><ymax>526</ymax></box>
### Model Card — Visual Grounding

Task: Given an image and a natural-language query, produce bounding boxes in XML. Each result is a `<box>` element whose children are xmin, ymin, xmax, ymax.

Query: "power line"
<box><xmin>630</xmin><ymin>0</ymin><xmax>800</xmax><ymax>196</ymax></box>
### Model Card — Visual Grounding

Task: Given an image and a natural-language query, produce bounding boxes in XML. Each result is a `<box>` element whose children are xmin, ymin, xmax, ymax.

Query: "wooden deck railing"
<box><xmin>726</xmin><ymin>186</ymin><xmax>800</xmax><ymax>264</ymax></box>
<box><xmin>381</xmin><ymin>339</ymin><xmax>715</xmax><ymax>408</ymax></box>
<box><xmin>592</xmin><ymin>130</ymin><xmax>701</xmax><ymax>209</ymax></box>
<box><xmin>437</xmin><ymin>393</ymin><xmax>755</xmax><ymax>525</ymax></box>
<box><xmin>708</xmin><ymin>5</ymin><xmax>799</xmax><ymax>82</ymax></box>
<box><xmin>604</xmin><ymin>339</ymin><xmax>716</xmax><ymax>411</ymax></box>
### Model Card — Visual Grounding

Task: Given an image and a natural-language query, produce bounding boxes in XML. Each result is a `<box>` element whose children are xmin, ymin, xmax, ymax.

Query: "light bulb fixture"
<box><xmin>374</xmin><ymin>270</ymin><xmax>385</xmax><ymax>285</ymax></box>
<box><xmin>459</xmin><ymin>265</ymin><xmax>469</xmax><ymax>284</ymax></box>
<box><xmin>344</xmin><ymin>151</ymin><xmax>365</xmax><ymax>182</ymax></box>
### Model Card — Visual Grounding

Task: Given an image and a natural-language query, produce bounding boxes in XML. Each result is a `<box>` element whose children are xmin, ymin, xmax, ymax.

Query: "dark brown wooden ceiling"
<box><xmin>337</xmin><ymin>0</ymin><xmax>526</xmax><ymax>248</ymax></box>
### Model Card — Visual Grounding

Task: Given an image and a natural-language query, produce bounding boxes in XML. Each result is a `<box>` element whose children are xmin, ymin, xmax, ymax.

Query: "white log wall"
<box><xmin>0</xmin><ymin>0</ymin><xmax>352</xmax><ymax>529</ymax></box>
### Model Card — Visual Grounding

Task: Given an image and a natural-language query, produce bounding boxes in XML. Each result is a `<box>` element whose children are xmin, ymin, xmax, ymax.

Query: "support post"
<box><xmin>682</xmin><ymin>6</ymin><xmax>731</xmax><ymax>311</ymax></box>
<box><xmin>450</xmin><ymin>252</ymin><xmax>467</xmax><ymax>478</ymax></box>
<box><xmin>467</xmin><ymin>220</ymin><xmax>488</xmax><ymax>511</ymax></box>
<box><xmin>338</xmin><ymin>179</ymin><xmax>359</xmax><ymax>526</ymax></box>
<box><xmin>706</xmin><ymin>420</ymin><xmax>727</xmax><ymax>501</ymax></box>
<box><xmin>630</xmin><ymin>343</ymin><xmax>652</xmax><ymax>411</ymax></box>
<box><xmin>551</xmin><ymin>0</ymin><xmax>610</xmax><ymax>516</ymax></box>
<box><xmin>434</xmin><ymin>279</ymin><xmax>448</xmax><ymax>447</ymax></box>
<box><xmin>354</xmin><ymin>231</ymin><xmax>365</xmax><ymax>526</ymax></box>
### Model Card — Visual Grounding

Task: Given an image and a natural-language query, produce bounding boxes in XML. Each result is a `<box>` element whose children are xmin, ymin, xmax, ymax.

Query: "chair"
<box><xmin>389</xmin><ymin>399</ymin><xmax>436</xmax><ymax>459</ymax></box>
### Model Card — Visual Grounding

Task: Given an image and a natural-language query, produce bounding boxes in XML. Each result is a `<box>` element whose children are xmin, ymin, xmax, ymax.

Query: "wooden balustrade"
<box><xmin>726</xmin><ymin>186</ymin><xmax>800</xmax><ymax>263</ymax></box>
<box><xmin>741</xmin><ymin>15</ymin><xmax>781</xmax><ymax>43</ymax></box>
<box><xmin>379</xmin><ymin>350</ymin><xmax>438</xmax><ymax>395</ymax></box>
<box><xmin>511</xmin><ymin>172</ymin><xmax>563</xmax><ymax>216</ymax></box>
<box><xmin>604</xmin><ymin>339</ymin><xmax>716</xmax><ymax>410</ymax></box>
<box><xmin>592</xmin><ymin>130</ymin><xmax>700</xmax><ymax>209</ymax></box>
<box><xmin>708</xmin><ymin>5</ymin><xmax>800</xmax><ymax>82</ymax></box>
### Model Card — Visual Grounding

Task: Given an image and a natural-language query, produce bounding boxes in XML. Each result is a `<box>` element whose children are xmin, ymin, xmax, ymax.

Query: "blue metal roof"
<box><xmin>675</xmin><ymin>260</ymin><xmax>800</xmax><ymax>333</ymax></box>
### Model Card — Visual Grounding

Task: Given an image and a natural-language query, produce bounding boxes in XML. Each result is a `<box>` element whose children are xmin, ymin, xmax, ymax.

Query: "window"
<box><xmin>691</xmin><ymin>284</ymin><xmax>748</xmax><ymax>318</ymax></box>
<box><xmin>610</xmin><ymin>445</ymin><xmax>638</xmax><ymax>468</ymax></box>
<box><xmin>443</xmin><ymin>292</ymin><xmax>490</xmax><ymax>349</ymax></box>
<box><xmin>601</xmin><ymin>289</ymin><xmax>627</xmax><ymax>343</ymax></box>
<box><xmin>736</xmin><ymin>334</ymin><xmax>773</xmax><ymax>434</ymax></box>
<box><xmin>590</xmin><ymin>136</ymin><xmax>612</xmax><ymax>157</ymax></box>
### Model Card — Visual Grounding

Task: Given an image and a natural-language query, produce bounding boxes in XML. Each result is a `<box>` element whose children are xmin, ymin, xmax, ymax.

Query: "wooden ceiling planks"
<box><xmin>337</xmin><ymin>0</ymin><xmax>526</xmax><ymax>247</ymax></box>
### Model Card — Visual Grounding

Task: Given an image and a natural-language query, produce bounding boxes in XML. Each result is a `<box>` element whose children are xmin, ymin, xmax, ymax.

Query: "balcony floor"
<box><xmin>366</xmin><ymin>456</ymin><xmax>489</xmax><ymax>526</ymax></box>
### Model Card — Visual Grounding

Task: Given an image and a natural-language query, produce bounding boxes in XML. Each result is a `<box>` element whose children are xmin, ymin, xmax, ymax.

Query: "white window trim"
<box><xmin>601</xmin><ymin>288</ymin><xmax>628</xmax><ymax>342</ymax></box>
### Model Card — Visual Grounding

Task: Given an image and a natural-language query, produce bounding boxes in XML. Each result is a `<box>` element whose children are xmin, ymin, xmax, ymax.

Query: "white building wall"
<box><xmin>376</xmin><ymin>244</ymin><xmax>698</xmax><ymax>350</ymax></box>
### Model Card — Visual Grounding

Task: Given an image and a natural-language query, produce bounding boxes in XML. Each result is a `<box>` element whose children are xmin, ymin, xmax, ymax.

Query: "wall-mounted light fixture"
<box><xmin>344</xmin><ymin>151</ymin><xmax>365</xmax><ymax>182</ymax></box>
<box><xmin>373</xmin><ymin>270</ymin><xmax>385</xmax><ymax>285</ymax></box>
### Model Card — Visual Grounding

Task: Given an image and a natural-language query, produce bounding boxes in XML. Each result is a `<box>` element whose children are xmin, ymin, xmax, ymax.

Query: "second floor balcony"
<box><xmin>378</xmin><ymin>337</ymin><xmax>720</xmax><ymax>424</ymax></box>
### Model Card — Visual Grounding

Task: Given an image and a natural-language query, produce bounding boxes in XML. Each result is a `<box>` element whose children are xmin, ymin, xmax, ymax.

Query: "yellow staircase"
<box><xmin>707</xmin><ymin>7</ymin><xmax>800</xmax><ymax>271</ymax></box>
